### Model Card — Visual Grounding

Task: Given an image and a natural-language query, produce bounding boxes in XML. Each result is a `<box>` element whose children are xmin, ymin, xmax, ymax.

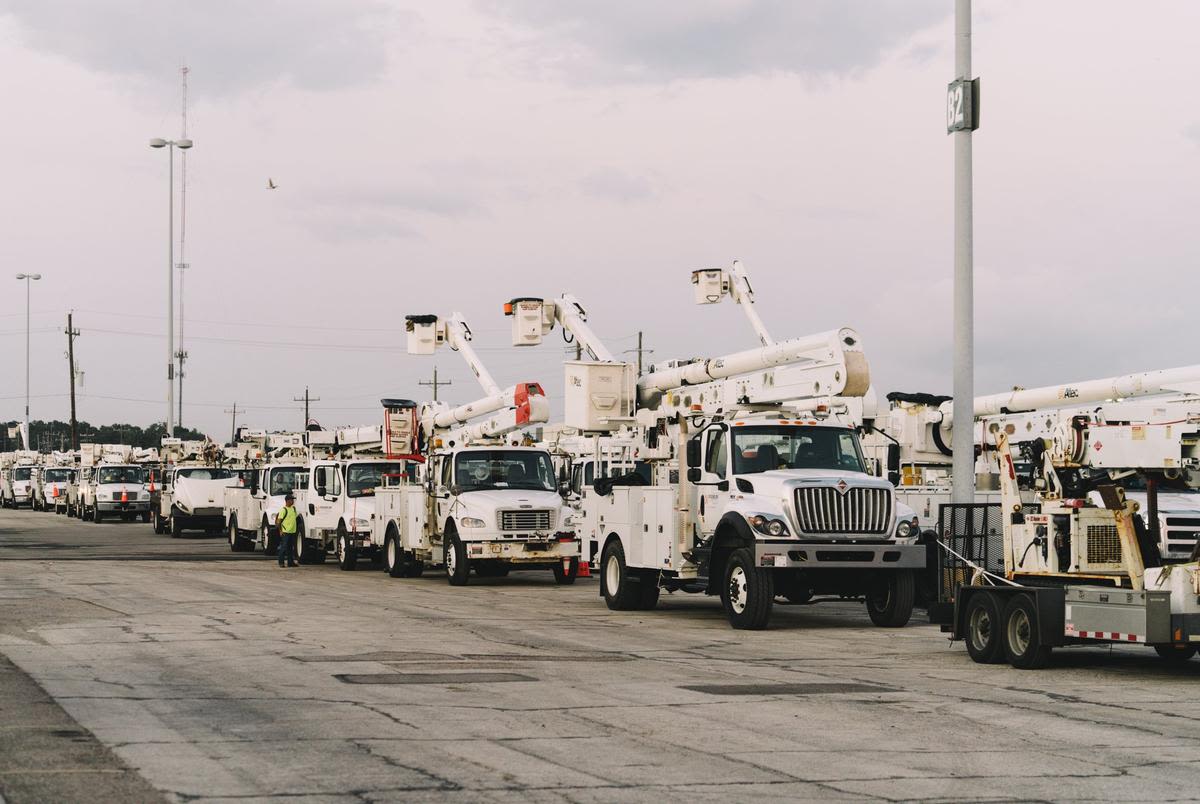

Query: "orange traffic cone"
<box><xmin>578</xmin><ymin>559</ymin><xmax>591</xmax><ymax>578</ymax></box>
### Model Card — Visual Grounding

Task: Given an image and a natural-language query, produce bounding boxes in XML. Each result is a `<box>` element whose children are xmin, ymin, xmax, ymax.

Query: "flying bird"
<box><xmin>267</xmin><ymin>178</ymin><xmax>278</xmax><ymax>190</ymax></box>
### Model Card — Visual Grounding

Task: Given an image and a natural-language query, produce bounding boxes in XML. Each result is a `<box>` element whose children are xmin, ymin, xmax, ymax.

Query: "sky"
<box><xmin>1</xmin><ymin>0</ymin><xmax>1198</xmax><ymax>441</ymax></box>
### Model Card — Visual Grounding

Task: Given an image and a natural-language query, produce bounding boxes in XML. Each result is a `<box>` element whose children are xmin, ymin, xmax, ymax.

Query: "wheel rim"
<box><xmin>338</xmin><ymin>535</ymin><xmax>346</xmax><ymax>562</ymax></box>
<box><xmin>230</xmin><ymin>525</ymin><xmax>237</xmax><ymax>547</ymax></box>
<box><xmin>1008</xmin><ymin>607</ymin><xmax>1032</xmax><ymax>656</ymax></box>
<box><xmin>728</xmin><ymin>566</ymin><xmax>749</xmax><ymax>614</ymax></box>
<box><xmin>446</xmin><ymin>540</ymin><xmax>456</xmax><ymax>575</ymax></box>
<box><xmin>605</xmin><ymin>553</ymin><xmax>620</xmax><ymax>593</ymax></box>
<box><xmin>869</xmin><ymin>581</ymin><xmax>892</xmax><ymax>612</ymax></box>
<box><xmin>296</xmin><ymin>536</ymin><xmax>304</xmax><ymax>560</ymax></box>
<box><xmin>387</xmin><ymin>539</ymin><xmax>396</xmax><ymax>568</ymax></box>
<box><xmin>968</xmin><ymin>606</ymin><xmax>993</xmax><ymax>652</ymax></box>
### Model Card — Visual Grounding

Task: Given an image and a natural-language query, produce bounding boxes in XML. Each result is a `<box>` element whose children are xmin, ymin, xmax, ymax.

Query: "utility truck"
<box><xmin>941</xmin><ymin>406</ymin><xmax>1200</xmax><ymax>668</ymax></box>
<box><xmin>512</xmin><ymin>273</ymin><xmax>924</xmax><ymax>629</ymax></box>
<box><xmin>0</xmin><ymin>452</ymin><xmax>38</xmax><ymax>509</ymax></box>
<box><xmin>292</xmin><ymin>425</ymin><xmax>412</xmax><ymax>567</ymax></box>
<box><xmin>152</xmin><ymin>439</ymin><xmax>239</xmax><ymax>537</ymax></box>
<box><xmin>369</xmin><ymin>312</ymin><xmax>579</xmax><ymax>584</ymax></box>
<box><xmin>34</xmin><ymin>453</ymin><xmax>76</xmax><ymax>513</ymax></box>
<box><xmin>224</xmin><ymin>431</ymin><xmax>310</xmax><ymax>554</ymax></box>
<box><xmin>75</xmin><ymin>445</ymin><xmax>154</xmax><ymax>523</ymax></box>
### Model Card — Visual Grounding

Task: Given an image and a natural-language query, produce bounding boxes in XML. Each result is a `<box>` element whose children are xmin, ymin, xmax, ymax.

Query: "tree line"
<box><xmin>1</xmin><ymin>419</ymin><xmax>210</xmax><ymax>452</ymax></box>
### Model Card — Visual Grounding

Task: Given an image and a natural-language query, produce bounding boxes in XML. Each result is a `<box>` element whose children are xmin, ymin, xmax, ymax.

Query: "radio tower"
<box><xmin>175</xmin><ymin>63</ymin><xmax>190</xmax><ymax>429</ymax></box>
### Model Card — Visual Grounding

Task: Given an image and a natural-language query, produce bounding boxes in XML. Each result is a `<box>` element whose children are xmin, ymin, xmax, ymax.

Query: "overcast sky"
<box><xmin>2</xmin><ymin>1</ymin><xmax>1198</xmax><ymax>440</ymax></box>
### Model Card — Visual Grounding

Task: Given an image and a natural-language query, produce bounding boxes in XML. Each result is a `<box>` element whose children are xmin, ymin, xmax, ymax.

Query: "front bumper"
<box><xmin>754</xmin><ymin>540</ymin><xmax>926</xmax><ymax>570</ymax></box>
<box><xmin>98</xmin><ymin>501</ymin><xmax>151</xmax><ymax>513</ymax></box>
<box><xmin>465</xmin><ymin>536</ymin><xmax>580</xmax><ymax>564</ymax></box>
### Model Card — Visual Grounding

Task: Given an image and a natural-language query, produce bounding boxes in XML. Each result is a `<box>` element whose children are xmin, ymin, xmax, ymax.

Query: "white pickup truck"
<box><xmin>224</xmin><ymin>464</ymin><xmax>310</xmax><ymax>554</ymax></box>
<box><xmin>372</xmin><ymin>444</ymin><xmax>581</xmax><ymax>584</ymax></box>
<box><xmin>296</xmin><ymin>457</ymin><xmax>414</xmax><ymax>567</ymax></box>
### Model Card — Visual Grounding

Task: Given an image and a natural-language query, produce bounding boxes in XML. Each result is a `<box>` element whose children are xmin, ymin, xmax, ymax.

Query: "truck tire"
<box><xmin>445</xmin><ymin>531</ymin><xmax>470</xmax><ymax>586</ymax></box>
<box><xmin>262</xmin><ymin>518</ymin><xmax>279</xmax><ymax>555</ymax></box>
<box><xmin>336</xmin><ymin>524</ymin><xmax>358</xmax><ymax>571</ymax></box>
<box><xmin>601</xmin><ymin>540</ymin><xmax>642</xmax><ymax>611</ymax></box>
<box><xmin>1153</xmin><ymin>644</ymin><xmax>1197</xmax><ymax>663</ymax></box>
<box><xmin>92</xmin><ymin>506</ymin><xmax>103</xmax><ymax>524</ymax></box>
<box><xmin>295</xmin><ymin>527</ymin><xmax>311</xmax><ymax>565</ymax></box>
<box><xmin>385</xmin><ymin>530</ymin><xmax>406</xmax><ymax>578</ymax></box>
<box><xmin>406</xmin><ymin>561</ymin><xmax>425</xmax><ymax>578</ymax></box>
<box><xmin>553</xmin><ymin>557</ymin><xmax>579</xmax><ymax>585</ymax></box>
<box><xmin>722</xmin><ymin>547</ymin><xmax>773</xmax><ymax>630</ymax></box>
<box><xmin>228</xmin><ymin>518</ymin><xmax>253</xmax><ymax>552</ymax></box>
<box><xmin>637</xmin><ymin>575</ymin><xmax>661</xmax><ymax>610</ymax></box>
<box><xmin>1002</xmin><ymin>595</ymin><xmax>1052</xmax><ymax>669</ymax></box>
<box><xmin>151</xmin><ymin>510</ymin><xmax>163</xmax><ymax>534</ymax></box>
<box><xmin>170</xmin><ymin>515</ymin><xmax>183</xmax><ymax>539</ymax></box>
<box><xmin>866</xmin><ymin>570</ymin><xmax>915</xmax><ymax>628</ymax></box>
<box><xmin>140</xmin><ymin>511</ymin><xmax>151</xmax><ymax>523</ymax></box>
<box><xmin>964</xmin><ymin>591</ymin><xmax>1006</xmax><ymax>664</ymax></box>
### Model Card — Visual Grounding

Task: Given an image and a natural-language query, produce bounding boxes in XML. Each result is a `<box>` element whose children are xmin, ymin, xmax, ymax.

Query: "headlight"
<box><xmin>895</xmin><ymin>519</ymin><xmax>916</xmax><ymax>539</ymax></box>
<box><xmin>748</xmin><ymin>514</ymin><xmax>789</xmax><ymax>537</ymax></box>
<box><xmin>460</xmin><ymin>517</ymin><xmax>486</xmax><ymax>528</ymax></box>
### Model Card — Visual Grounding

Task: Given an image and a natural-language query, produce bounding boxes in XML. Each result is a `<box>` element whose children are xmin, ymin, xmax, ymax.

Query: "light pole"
<box><xmin>149</xmin><ymin>136</ymin><xmax>193</xmax><ymax>438</ymax></box>
<box><xmin>15</xmin><ymin>272</ymin><xmax>41</xmax><ymax>450</ymax></box>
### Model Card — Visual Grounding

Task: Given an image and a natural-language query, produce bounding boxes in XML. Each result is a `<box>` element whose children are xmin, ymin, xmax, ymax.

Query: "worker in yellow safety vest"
<box><xmin>275</xmin><ymin>492</ymin><xmax>299</xmax><ymax>568</ymax></box>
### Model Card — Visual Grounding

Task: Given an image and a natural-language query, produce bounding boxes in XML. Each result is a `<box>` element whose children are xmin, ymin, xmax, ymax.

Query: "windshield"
<box><xmin>346</xmin><ymin>462</ymin><xmax>413</xmax><ymax>498</ymax></box>
<box><xmin>230</xmin><ymin>469</ymin><xmax>256</xmax><ymax>486</ymax></box>
<box><xmin>175</xmin><ymin>467</ymin><xmax>232</xmax><ymax>481</ymax></box>
<box><xmin>98</xmin><ymin>466</ymin><xmax>144</xmax><ymax>485</ymax></box>
<box><xmin>732</xmin><ymin>426</ymin><xmax>865</xmax><ymax>475</ymax></box>
<box><xmin>586</xmin><ymin>461</ymin><xmax>650</xmax><ymax>485</ymax></box>
<box><xmin>269</xmin><ymin>468</ymin><xmax>309</xmax><ymax>496</ymax></box>
<box><xmin>43</xmin><ymin>469</ymin><xmax>73</xmax><ymax>483</ymax></box>
<box><xmin>12</xmin><ymin>468</ymin><xmax>32</xmax><ymax>481</ymax></box>
<box><xmin>454</xmin><ymin>450</ymin><xmax>556</xmax><ymax>492</ymax></box>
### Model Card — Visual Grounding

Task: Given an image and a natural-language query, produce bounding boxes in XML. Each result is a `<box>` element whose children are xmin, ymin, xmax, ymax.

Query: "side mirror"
<box><xmin>558</xmin><ymin>480</ymin><xmax>571</xmax><ymax>497</ymax></box>
<box><xmin>315</xmin><ymin>484</ymin><xmax>327</xmax><ymax>497</ymax></box>
<box><xmin>687</xmin><ymin>467</ymin><xmax>702</xmax><ymax>483</ymax></box>
<box><xmin>686</xmin><ymin>438</ymin><xmax>702</xmax><ymax>469</ymax></box>
<box><xmin>450</xmin><ymin>484</ymin><xmax>462</xmax><ymax>496</ymax></box>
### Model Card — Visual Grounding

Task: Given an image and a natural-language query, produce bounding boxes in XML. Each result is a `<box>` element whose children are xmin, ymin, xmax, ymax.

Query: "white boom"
<box><xmin>405</xmin><ymin>312</ymin><xmax>549</xmax><ymax>439</ymax></box>
<box><xmin>691</xmin><ymin>260</ymin><xmax>774</xmax><ymax>347</ymax></box>
<box><xmin>961</xmin><ymin>365</ymin><xmax>1200</xmax><ymax>420</ymax></box>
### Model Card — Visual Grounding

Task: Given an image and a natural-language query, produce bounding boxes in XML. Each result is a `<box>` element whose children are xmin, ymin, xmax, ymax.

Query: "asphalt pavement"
<box><xmin>2</xmin><ymin>507</ymin><xmax>1199</xmax><ymax>803</ymax></box>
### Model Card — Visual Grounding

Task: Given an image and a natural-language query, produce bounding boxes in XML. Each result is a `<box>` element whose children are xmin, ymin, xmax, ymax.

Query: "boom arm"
<box><xmin>691</xmin><ymin>260</ymin><xmax>774</xmax><ymax>347</ymax></box>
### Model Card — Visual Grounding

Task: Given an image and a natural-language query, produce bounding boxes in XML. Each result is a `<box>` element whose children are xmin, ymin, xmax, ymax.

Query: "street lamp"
<box><xmin>149</xmin><ymin>137</ymin><xmax>193</xmax><ymax>437</ymax></box>
<box><xmin>15</xmin><ymin>272</ymin><xmax>42</xmax><ymax>450</ymax></box>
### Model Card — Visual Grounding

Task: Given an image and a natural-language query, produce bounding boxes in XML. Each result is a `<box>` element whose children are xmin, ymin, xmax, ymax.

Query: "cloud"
<box><xmin>1185</xmin><ymin>122</ymin><xmax>1200</xmax><ymax>145</ymax></box>
<box><xmin>0</xmin><ymin>0</ymin><xmax>403</xmax><ymax>95</ymax></box>
<box><xmin>578</xmin><ymin>167</ymin><xmax>656</xmax><ymax>202</ymax></box>
<box><xmin>482</xmin><ymin>0</ymin><xmax>948</xmax><ymax>83</ymax></box>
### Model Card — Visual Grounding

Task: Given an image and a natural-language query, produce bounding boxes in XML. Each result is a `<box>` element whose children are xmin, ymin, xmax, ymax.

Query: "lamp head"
<box><xmin>149</xmin><ymin>138</ymin><xmax>167</xmax><ymax>148</ymax></box>
<box><xmin>176</xmin><ymin>139</ymin><xmax>193</xmax><ymax>149</ymax></box>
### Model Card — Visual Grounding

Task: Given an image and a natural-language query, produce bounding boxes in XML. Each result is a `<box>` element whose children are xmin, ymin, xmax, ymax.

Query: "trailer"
<box><xmin>940</xmin><ymin>417</ymin><xmax>1200</xmax><ymax>668</ymax></box>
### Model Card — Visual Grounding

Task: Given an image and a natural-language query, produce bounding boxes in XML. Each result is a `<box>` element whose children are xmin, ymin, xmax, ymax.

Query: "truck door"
<box><xmin>435</xmin><ymin>454</ymin><xmax>453</xmax><ymax>534</ymax></box>
<box><xmin>696</xmin><ymin>425</ymin><xmax>731</xmax><ymax>538</ymax></box>
<box><xmin>310</xmin><ymin>463</ymin><xmax>342</xmax><ymax>534</ymax></box>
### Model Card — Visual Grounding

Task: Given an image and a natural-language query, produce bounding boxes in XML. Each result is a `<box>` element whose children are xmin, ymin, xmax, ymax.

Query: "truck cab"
<box><xmin>36</xmin><ymin>466</ymin><xmax>76</xmax><ymax>513</ymax></box>
<box><xmin>298</xmin><ymin>457</ymin><xmax>415</xmax><ymax>567</ymax></box>
<box><xmin>225</xmin><ymin>464</ymin><xmax>310</xmax><ymax>554</ymax></box>
<box><xmin>4</xmin><ymin>464</ymin><xmax>36</xmax><ymax>508</ymax></box>
<box><xmin>82</xmin><ymin>464</ymin><xmax>150</xmax><ymax>523</ymax></box>
<box><xmin>154</xmin><ymin>465</ymin><xmax>239</xmax><ymax>537</ymax></box>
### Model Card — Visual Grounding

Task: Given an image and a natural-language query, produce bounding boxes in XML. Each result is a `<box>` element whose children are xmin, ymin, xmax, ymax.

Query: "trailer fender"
<box><xmin>955</xmin><ymin>586</ymin><xmax>1066</xmax><ymax>648</ymax></box>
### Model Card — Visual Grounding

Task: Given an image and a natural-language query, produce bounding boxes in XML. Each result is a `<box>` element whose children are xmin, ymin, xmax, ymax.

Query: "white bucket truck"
<box><xmin>369</xmin><ymin>312</ymin><xmax>579</xmax><ymax>584</ymax></box>
<box><xmin>76</xmin><ymin>444</ymin><xmax>153</xmax><ymax>523</ymax></box>
<box><xmin>1</xmin><ymin>451</ymin><xmax>38</xmax><ymax>509</ymax></box>
<box><xmin>35</xmin><ymin>452</ymin><xmax>76</xmax><ymax>513</ymax></box>
<box><xmin>224</xmin><ymin>431</ymin><xmax>310</xmax><ymax>554</ymax></box>
<box><xmin>515</xmin><ymin>271</ymin><xmax>925</xmax><ymax>630</ymax></box>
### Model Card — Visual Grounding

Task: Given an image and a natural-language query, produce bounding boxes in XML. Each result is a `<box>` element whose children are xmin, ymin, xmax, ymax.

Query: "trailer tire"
<box><xmin>445</xmin><ymin>531</ymin><xmax>470</xmax><ymax>586</ymax></box>
<box><xmin>1003</xmin><ymin>595</ymin><xmax>1052</xmax><ymax>669</ymax></box>
<box><xmin>722</xmin><ymin>547</ymin><xmax>773</xmax><ymax>630</ymax></box>
<box><xmin>1153</xmin><ymin>644</ymin><xmax>1197</xmax><ymax>664</ymax></box>
<box><xmin>964</xmin><ymin>591</ymin><xmax>1006</xmax><ymax>664</ymax></box>
<box><xmin>553</xmin><ymin>557</ymin><xmax>579</xmax><ymax>585</ymax></box>
<box><xmin>866</xmin><ymin>570</ymin><xmax>915</xmax><ymax>628</ymax></box>
<box><xmin>336</xmin><ymin>524</ymin><xmax>357</xmax><ymax>571</ymax></box>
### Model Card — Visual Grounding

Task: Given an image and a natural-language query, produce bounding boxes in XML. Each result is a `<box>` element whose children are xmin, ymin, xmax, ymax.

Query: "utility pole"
<box><xmin>65</xmin><ymin>312</ymin><xmax>79</xmax><ymax>450</ymax></box>
<box><xmin>293</xmin><ymin>387</ymin><xmax>320</xmax><ymax>429</ymax></box>
<box><xmin>623</xmin><ymin>330</ymin><xmax>652</xmax><ymax>374</ymax></box>
<box><xmin>419</xmin><ymin>367</ymin><xmax>451</xmax><ymax>402</ymax></box>
<box><xmin>176</xmin><ymin>64</ymin><xmax>190</xmax><ymax>430</ymax></box>
<box><xmin>949</xmin><ymin>0</ymin><xmax>978</xmax><ymax>505</ymax></box>
<box><xmin>224</xmin><ymin>402</ymin><xmax>238</xmax><ymax>445</ymax></box>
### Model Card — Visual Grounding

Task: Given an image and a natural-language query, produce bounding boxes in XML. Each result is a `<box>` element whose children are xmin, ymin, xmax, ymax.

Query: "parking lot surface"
<box><xmin>2</xmin><ymin>508</ymin><xmax>1199</xmax><ymax>803</ymax></box>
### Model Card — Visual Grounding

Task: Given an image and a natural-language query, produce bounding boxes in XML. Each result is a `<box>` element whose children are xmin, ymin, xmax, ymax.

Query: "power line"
<box><xmin>418</xmin><ymin>367</ymin><xmax>451</xmax><ymax>402</ymax></box>
<box><xmin>293</xmin><ymin>386</ymin><xmax>320</xmax><ymax>429</ymax></box>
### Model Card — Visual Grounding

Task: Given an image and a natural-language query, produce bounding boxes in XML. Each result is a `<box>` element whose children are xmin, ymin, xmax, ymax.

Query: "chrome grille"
<box><xmin>498</xmin><ymin>509</ymin><xmax>553</xmax><ymax>532</ymax></box>
<box><xmin>793</xmin><ymin>486</ymin><xmax>892</xmax><ymax>535</ymax></box>
<box><xmin>112</xmin><ymin>491</ymin><xmax>137</xmax><ymax>501</ymax></box>
<box><xmin>1086</xmin><ymin>525</ymin><xmax>1121</xmax><ymax>564</ymax></box>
